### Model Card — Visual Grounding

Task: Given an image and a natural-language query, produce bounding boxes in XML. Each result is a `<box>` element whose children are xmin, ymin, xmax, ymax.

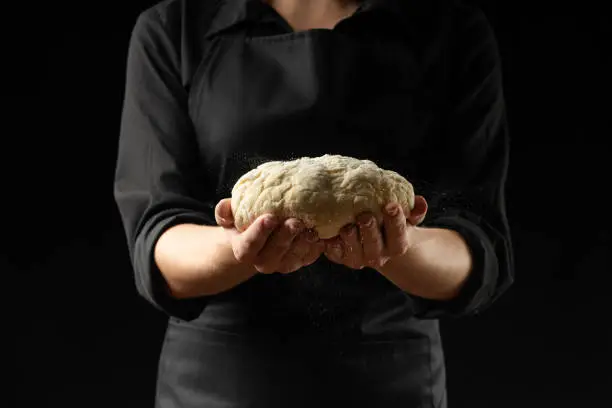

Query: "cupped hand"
<box><xmin>214</xmin><ymin>198</ymin><xmax>325</xmax><ymax>274</ymax></box>
<box><xmin>323</xmin><ymin>196</ymin><xmax>428</xmax><ymax>270</ymax></box>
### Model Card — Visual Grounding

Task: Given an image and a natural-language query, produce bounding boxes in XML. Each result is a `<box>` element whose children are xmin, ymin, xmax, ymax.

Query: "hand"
<box><xmin>215</xmin><ymin>199</ymin><xmax>325</xmax><ymax>274</ymax></box>
<box><xmin>323</xmin><ymin>196</ymin><xmax>428</xmax><ymax>270</ymax></box>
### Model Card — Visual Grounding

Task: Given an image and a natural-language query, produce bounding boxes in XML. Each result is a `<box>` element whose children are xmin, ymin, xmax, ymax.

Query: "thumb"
<box><xmin>407</xmin><ymin>195</ymin><xmax>428</xmax><ymax>226</ymax></box>
<box><xmin>215</xmin><ymin>198</ymin><xmax>235</xmax><ymax>227</ymax></box>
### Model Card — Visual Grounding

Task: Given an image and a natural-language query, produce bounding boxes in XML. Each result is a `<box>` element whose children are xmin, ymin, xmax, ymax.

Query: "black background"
<box><xmin>8</xmin><ymin>1</ymin><xmax>610</xmax><ymax>407</ymax></box>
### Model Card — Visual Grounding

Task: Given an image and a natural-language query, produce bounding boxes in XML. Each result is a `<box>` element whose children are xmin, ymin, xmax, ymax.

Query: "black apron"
<box><xmin>156</xmin><ymin>304</ymin><xmax>447</xmax><ymax>408</ymax></box>
<box><xmin>156</xmin><ymin>7</ymin><xmax>448</xmax><ymax>408</ymax></box>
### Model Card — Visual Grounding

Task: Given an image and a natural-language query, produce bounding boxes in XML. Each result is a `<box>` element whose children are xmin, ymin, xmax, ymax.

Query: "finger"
<box><xmin>357</xmin><ymin>212</ymin><xmax>384</xmax><ymax>268</ymax></box>
<box><xmin>339</xmin><ymin>224</ymin><xmax>364</xmax><ymax>269</ymax></box>
<box><xmin>276</xmin><ymin>260</ymin><xmax>301</xmax><ymax>275</ymax></box>
<box><xmin>302</xmin><ymin>240</ymin><xmax>325</xmax><ymax>267</ymax></box>
<box><xmin>214</xmin><ymin>198</ymin><xmax>234</xmax><ymax>226</ymax></box>
<box><xmin>324</xmin><ymin>237</ymin><xmax>344</xmax><ymax>264</ymax></box>
<box><xmin>256</xmin><ymin>219</ymin><xmax>304</xmax><ymax>271</ymax></box>
<box><xmin>383</xmin><ymin>203</ymin><xmax>410</xmax><ymax>257</ymax></box>
<box><xmin>218</xmin><ymin>217</ymin><xmax>235</xmax><ymax>229</ymax></box>
<box><xmin>233</xmin><ymin>214</ymin><xmax>279</xmax><ymax>263</ymax></box>
<box><xmin>277</xmin><ymin>230</ymin><xmax>316</xmax><ymax>274</ymax></box>
<box><xmin>406</xmin><ymin>195</ymin><xmax>428</xmax><ymax>226</ymax></box>
<box><xmin>292</xmin><ymin>230</ymin><xmax>319</xmax><ymax>260</ymax></box>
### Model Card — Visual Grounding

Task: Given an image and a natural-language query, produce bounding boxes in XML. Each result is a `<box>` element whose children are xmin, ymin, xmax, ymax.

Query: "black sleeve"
<box><xmin>113</xmin><ymin>9</ymin><xmax>216</xmax><ymax>321</ymax></box>
<box><xmin>410</xmin><ymin>6</ymin><xmax>515</xmax><ymax>319</ymax></box>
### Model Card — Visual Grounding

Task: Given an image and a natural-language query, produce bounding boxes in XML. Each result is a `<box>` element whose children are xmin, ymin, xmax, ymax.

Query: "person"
<box><xmin>113</xmin><ymin>0</ymin><xmax>515</xmax><ymax>407</ymax></box>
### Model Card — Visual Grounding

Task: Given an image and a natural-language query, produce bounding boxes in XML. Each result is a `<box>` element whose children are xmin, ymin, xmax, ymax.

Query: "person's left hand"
<box><xmin>323</xmin><ymin>196</ymin><xmax>428</xmax><ymax>270</ymax></box>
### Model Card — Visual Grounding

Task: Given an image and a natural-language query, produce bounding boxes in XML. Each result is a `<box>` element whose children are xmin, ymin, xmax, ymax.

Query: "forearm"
<box><xmin>154</xmin><ymin>224</ymin><xmax>257</xmax><ymax>299</ymax></box>
<box><xmin>378</xmin><ymin>227</ymin><xmax>473</xmax><ymax>301</ymax></box>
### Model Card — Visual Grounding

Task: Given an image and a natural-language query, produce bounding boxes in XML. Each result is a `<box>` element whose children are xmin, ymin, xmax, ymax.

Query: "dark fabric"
<box><xmin>113</xmin><ymin>0</ymin><xmax>514</xmax><ymax>406</ymax></box>
<box><xmin>155</xmin><ymin>316</ymin><xmax>446</xmax><ymax>408</ymax></box>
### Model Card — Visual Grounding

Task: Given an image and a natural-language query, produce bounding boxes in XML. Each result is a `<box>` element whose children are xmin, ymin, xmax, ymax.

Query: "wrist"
<box><xmin>376</xmin><ymin>226</ymin><xmax>472</xmax><ymax>301</ymax></box>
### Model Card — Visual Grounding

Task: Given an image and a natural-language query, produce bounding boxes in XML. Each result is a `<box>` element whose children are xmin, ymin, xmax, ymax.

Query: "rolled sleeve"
<box><xmin>113</xmin><ymin>9</ymin><xmax>216</xmax><ymax>321</ymax></box>
<box><xmin>409</xmin><ymin>6</ymin><xmax>515</xmax><ymax>319</ymax></box>
<box><xmin>133</xmin><ymin>210</ymin><xmax>214</xmax><ymax>321</ymax></box>
<box><xmin>411</xmin><ymin>209</ymin><xmax>511</xmax><ymax>319</ymax></box>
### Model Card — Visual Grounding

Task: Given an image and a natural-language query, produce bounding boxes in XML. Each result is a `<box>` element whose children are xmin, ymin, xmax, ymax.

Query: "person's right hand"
<box><xmin>215</xmin><ymin>198</ymin><xmax>325</xmax><ymax>274</ymax></box>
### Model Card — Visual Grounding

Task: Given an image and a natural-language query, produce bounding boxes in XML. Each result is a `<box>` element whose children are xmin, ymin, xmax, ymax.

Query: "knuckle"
<box><xmin>275</xmin><ymin>240</ymin><xmax>292</xmax><ymax>251</ymax></box>
<box><xmin>293</xmin><ymin>246</ymin><xmax>310</xmax><ymax>259</ymax></box>
<box><xmin>393</xmin><ymin>222</ymin><xmax>406</xmax><ymax>235</ymax></box>
<box><xmin>271</xmin><ymin>234</ymin><xmax>293</xmax><ymax>250</ymax></box>
<box><xmin>359</xmin><ymin>225</ymin><xmax>378</xmax><ymax>241</ymax></box>
<box><xmin>284</xmin><ymin>219</ymin><xmax>303</xmax><ymax>234</ymax></box>
<box><xmin>294</xmin><ymin>235</ymin><xmax>310</xmax><ymax>249</ymax></box>
<box><xmin>283</xmin><ymin>224</ymin><xmax>302</xmax><ymax>238</ymax></box>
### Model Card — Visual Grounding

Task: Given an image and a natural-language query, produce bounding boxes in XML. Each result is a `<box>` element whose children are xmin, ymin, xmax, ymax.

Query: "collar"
<box><xmin>204</xmin><ymin>0</ymin><xmax>416</xmax><ymax>39</ymax></box>
<box><xmin>204</xmin><ymin>0</ymin><xmax>257</xmax><ymax>39</ymax></box>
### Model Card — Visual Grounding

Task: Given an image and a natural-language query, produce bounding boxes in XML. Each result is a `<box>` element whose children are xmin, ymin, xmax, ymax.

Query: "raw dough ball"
<box><xmin>231</xmin><ymin>154</ymin><xmax>416</xmax><ymax>239</ymax></box>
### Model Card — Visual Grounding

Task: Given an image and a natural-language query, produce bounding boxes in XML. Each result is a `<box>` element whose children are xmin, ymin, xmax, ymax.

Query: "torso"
<box><xmin>181</xmin><ymin>0</ymin><xmax>455</xmax><ymax>335</ymax></box>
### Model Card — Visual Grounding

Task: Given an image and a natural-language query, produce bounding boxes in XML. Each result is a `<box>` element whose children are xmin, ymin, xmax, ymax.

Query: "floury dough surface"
<box><xmin>230</xmin><ymin>154</ymin><xmax>417</xmax><ymax>239</ymax></box>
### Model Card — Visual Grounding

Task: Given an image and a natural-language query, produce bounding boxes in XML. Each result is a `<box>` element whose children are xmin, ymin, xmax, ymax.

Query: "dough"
<box><xmin>231</xmin><ymin>154</ymin><xmax>416</xmax><ymax>239</ymax></box>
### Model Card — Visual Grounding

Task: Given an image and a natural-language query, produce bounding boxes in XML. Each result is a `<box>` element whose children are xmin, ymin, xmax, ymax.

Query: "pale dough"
<box><xmin>230</xmin><ymin>154</ymin><xmax>417</xmax><ymax>239</ymax></box>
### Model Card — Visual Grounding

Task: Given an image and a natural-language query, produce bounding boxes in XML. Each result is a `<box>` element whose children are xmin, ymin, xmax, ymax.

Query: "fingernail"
<box><xmin>361</xmin><ymin>216</ymin><xmax>375</xmax><ymax>227</ymax></box>
<box><xmin>289</xmin><ymin>221</ymin><xmax>303</xmax><ymax>235</ymax></box>
<box><xmin>385</xmin><ymin>203</ymin><xmax>399</xmax><ymax>216</ymax></box>
<box><xmin>264</xmin><ymin>216</ymin><xmax>278</xmax><ymax>229</ymax></box>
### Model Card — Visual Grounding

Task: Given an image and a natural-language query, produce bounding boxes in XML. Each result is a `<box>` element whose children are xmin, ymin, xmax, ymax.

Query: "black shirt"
<box><xmin>113</xmin><ymin>0</ymin><xmax>514</xmax><ymax>406</ymax></box>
